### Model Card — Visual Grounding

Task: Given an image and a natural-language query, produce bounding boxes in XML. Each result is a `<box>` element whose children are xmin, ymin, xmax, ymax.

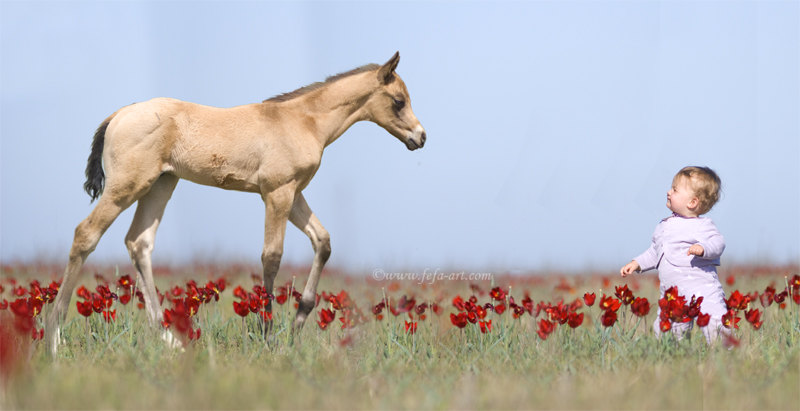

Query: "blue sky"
<box><xmin>1</xmin><ymin>1</ymin><xmax>798</xmax><ymax>273</ymax></box>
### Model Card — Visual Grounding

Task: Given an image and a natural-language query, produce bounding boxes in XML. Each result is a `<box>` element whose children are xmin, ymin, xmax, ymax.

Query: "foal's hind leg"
<box><xmin>124</xmin><ymin>174</ymin><xmax>179</xmax><ymax>340</ymax></box>
<box><xmin>45</xmin><ymin>189</ymin><xmax>146</xmax><ymax>356</ymax></box>
<box><xmin>289</xmin><ymin>193</ymin><xmax>331</xmax><ymax>334</ymax></box>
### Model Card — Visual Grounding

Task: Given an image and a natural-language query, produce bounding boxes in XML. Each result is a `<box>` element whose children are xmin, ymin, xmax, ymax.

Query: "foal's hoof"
<box><xmin>46</xmin><ymin>327</ymin><xmax>63</xmax><ymax>358</ymax></box>
<box><xmin>161</xmin><ymin>331</ymin><xmax>185</xmax><ymax>352</ymax></box>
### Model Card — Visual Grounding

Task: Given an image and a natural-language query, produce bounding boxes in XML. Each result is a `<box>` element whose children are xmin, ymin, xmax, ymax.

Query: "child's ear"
<box><xmin>688</xmin><ymin>197</ymin><xmax>700</xmax><ymax>210</ymax></box>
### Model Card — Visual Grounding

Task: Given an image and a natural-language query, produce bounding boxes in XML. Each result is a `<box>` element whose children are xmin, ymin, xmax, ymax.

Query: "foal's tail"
<box><xmin>84</xmin><ymin>115</ymin><xmax>113</xmax><ymax>202</ymax></box>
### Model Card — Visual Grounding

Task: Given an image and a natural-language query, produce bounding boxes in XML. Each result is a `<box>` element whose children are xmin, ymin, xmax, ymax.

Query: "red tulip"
<box><xmin>9</xmin><ymin>298</ymin><xmax>31</xmax><ymax>318</ymax></box>
<box><xmin>521</xmin><ymin>295</ymin><xmax>535</xmax><ymax>315</ymax></box>
<box><xmin>117</xmin><ymin>274</ymin><xmax>134</xmax><ymax>290</ymax></box>
<box><xmin>233</xmin><ymin>301</ymin><xmax>250</xmax><ymax>317</ymax></box>
<box><xmin>659</xmin><ymin>319</ymin><xmax>671</xmax><ymax>332</ymax></box>
<box><xmin>583</xmin><ymin>292</ymin><xmax>596</xmax><ymax>307</ymax></box>
<box><xmin>76</xmin><ymin>301</ymin><xmax>93</xmax><ymax>317</ymax></box>
<box><xmin>601</xmin><ymin>310</ymin><xmax>617</xmax><ymax>327</ymax></box>
<box><xmin>511</xmin><ymin>304</ymin><xmax>525</xmax><ymax>319</ymax></box>
<box><xmin>188</xmin><ymin>328</ymin><xmax>201</xmax><ymax>341</ymax></box>
<box><xmin>537</xmin><ymin>319</ymin><xmax>555</xmax><ymax>340</ymax></box>
<box><xmin>658</xmin><ymin>288</ymin><xmax>691</xmax><ymax>324</ymax></box>
<box><xmin>631</xmin><ymin>297</ymin><xmax>650</xmax><ymax>317</ymax></box>
<box><xmin>431</xmin><ymin>302</ymin><xmax>443</xmax><ymax>315</ymax></box>
<box><xmin>479</xmin><ymin>320</ymin><xmax>492</xmax><ymax>334</ymax></box>
<box><xmin>599</xmin><ymin>295</ymin><xmax>621</xmax><ymax>312</ymax></box>
<box><xmin>320</xmin><ymin>308</ymin><xmax>336</xmax><ymax>323</ymax></box>
<box><xmin>404</xmin><ymin>320</ymin><xmax>417</xmax><ymax>335</ymax></box>
<box><xmin>91</xmin><ymin>297</ymin><xmax>104</xmax><ymax>313</ymax></box>
<box><xmin>317</xmin><ymin>308</ymin><xmax>336</xmax><ymax>330</ymax></box>
<box><xmin>539</xmin><ymin>318</ymin><xmax>555</xmax><ymax>333</ymax></box>
<box><xmin>395</xmin><ymin>295</ymin><xmax>416</xmax><ymax>314</ymax></box>
<box><xmin>774</xmin><ymin>290</ymin><xmax>787</xmax><ymax>304</ymax></box>
<box><xmin>450</xmin><ymin>312</ymin><xmax>468</xmax><ymax>328</ymax></box>
<box><xmin>489</xmin><ymin>287</ymin><xmax>506</xmax><ymax>301</ymax></box>
<box><xmin>465</xmin><ymin>311</ymin><xmax>477</xmax><ymax>324</ymax></box>
<box><xmin>744</xmin><ymin>309</ymin><xmax>763</xmax><ymax>330</ymax></box>
<box><xmin>414</xmin><ymin>303</ymin><xmax>428</xmax><ymax>316</ymax></box>
<box><xmin>452</xmin><ymin>296</ymin><xmax>466</xmax><ymax>312</ymax></box>
<box><xmin>696</xmin><ymin>312</ymin><xmax>710</xmax><ymax>327</ymax></box>
<box><xmin>372</xmin><ymin>301</ymin><xmax>385</xmax><ymax>316</ymax></box>
<box><xmin>260</xmin><ymin>311</ymin><xmax>273</xmax><ymax>322</ymax></box>
<box><xmin>339</xmin><ymin>313</ymin><xmax>356</xmax><ymax>330</ymax></box>
<box><xmin>614</xmin><ymin>285</ymin><xmax>634</xmax><ymax>306</ymax></box>
<box><xmin>760</xmin><ymin>286</ymin><xmax>775</xmax><ymax>308</ymax></box>
<box><xmin>31</xmin><ymin>328</ymin><xmax>44</xmax><ymax>341</ymax></box>
<box><xmin>686</xmin><ymin>296</ymin><xmax>704</xmax><ymax>318</ymax></box>
<box><xmin>567</xmin><ymin>312</ymin><xmax>584</xmax><ymax>328</ymax></box>
<box><xmin>102</xmin><ymin>310</ymin><xmax>116</xmax><ymax>323</ymax></box>
<box><xmin>232</xmin><ymin>286</ymin><xmax>247</xmax><ymax>300</ymax></box>
<box><xmin>170</xmin><ymin>286</ymin><xmax>183</xmax><ymax>297</ymax></box>
<box><xmin>76</xmin><ymin>286</ymin><xmax>92</xmax><ymax>300</ymax></box>
<box><xmin>474</xmin><ymin>305</ymin><xmax>487</xmax><ymax>320</ymax></box>
<box><xmin>248</xmin><ymin>297</ymin><xmax>261</xmax><ymax>313</ymax></box>
<box><xmin>722</xmin><ymin>310</ymin><xmax>740</xmax><ymax>329</ymax></box>
<box><xmin>494</xmin><ymin>303</ymin><xmax>506</xmax><ymax>315</ymax></box>
<box><xmin>726</xmin><ymin>290</ymin><xmax>749</xmax><ymax>311</ymax></box>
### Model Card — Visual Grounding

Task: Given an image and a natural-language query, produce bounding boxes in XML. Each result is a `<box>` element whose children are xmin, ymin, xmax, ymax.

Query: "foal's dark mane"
<box><xmin>264</xmin><ymin>64</ymin><xmax>380</xmax><ymax>103</ymax></box>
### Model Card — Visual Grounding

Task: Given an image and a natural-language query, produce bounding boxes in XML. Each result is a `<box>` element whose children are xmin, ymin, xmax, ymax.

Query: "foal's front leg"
<box><xmin>260</xmin><ymin>185</ymin><xmax>296</xmax><ymax>336</ymax></box>
<box><xmin>288</xmin><ymin>193</ymin><xmax>331</xmax><ymax>333</ymax></box>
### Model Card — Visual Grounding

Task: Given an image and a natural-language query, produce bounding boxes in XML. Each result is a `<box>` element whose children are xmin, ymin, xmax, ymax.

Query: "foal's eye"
<box><xmin>392</xmin><ymin>97</ymin><xmax>405</xmax><ymax>110</ymax></box>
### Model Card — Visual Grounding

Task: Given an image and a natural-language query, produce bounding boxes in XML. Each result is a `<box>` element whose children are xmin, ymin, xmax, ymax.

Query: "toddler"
<box><xmin>620</xmin><ymin>166</ymin><xmax>729</xmax><ymax>343</ymax></box>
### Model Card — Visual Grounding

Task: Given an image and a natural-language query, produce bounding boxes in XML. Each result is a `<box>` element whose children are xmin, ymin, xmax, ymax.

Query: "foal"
<box><xmin>45</xmin><ymin>52</ymin><xmax>426</xmax><ymax>354</ymax></box>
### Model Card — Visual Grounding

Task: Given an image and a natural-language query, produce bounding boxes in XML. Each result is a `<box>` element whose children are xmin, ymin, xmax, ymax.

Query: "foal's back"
<box><xmin>106</xmin><ymin>97</ymin><xmax>309</xmax><ymax>194</ymax></box>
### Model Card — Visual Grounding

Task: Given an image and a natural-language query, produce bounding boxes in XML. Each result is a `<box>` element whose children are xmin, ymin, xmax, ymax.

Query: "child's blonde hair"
<box><xmin>674</xmin><ymin>166</ymin><xmax>721</xmax><ymax>215</ymax></box>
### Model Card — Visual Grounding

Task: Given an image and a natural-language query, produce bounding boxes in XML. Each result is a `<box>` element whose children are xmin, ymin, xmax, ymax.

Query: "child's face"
<box><xmin>667</xmin><ymin>176</ymin><xmax>700</xmax><ymax>217</ymax></box>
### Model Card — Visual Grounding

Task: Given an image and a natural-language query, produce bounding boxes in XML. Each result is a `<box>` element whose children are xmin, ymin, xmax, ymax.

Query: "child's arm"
<box><xmin>620</xmin><ymin>260</ymin><xmax>640</xmax><ymax>277</ymax></box>
<box><xmin>632</xmin><ymin>243</ymin><xmax>659</xmax><ymax>272</ymax></box>
<box><xmin>688</xmin><ymin>221</ymin><xmax>725</xmax><ymax>259</ymax></box>
<box><xmin>621</xmin><ymin>222</ymin><xmax>662</xmax><ymax>277</ymax></box>
<box><xmin>621</xmin><ymin>240</ymin><xmax>660</xmax><ymax>277</ymax></box>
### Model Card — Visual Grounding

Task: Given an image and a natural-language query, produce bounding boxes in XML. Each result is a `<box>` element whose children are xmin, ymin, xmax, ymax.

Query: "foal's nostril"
<box><xmin>421</xmin><ymin>131</ymin><xmax>427</xmax><ymax>144</ymax></box>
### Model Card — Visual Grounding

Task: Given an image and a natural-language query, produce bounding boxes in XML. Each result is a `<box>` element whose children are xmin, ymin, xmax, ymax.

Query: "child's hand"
<box><xmin>687</xmin><ymin>244</ymin><xmax>705</xmax><ymax>257</ymax></box>
<box><xmin>620</xmin><ymin>260</ymin><xmax>640</xmax><ymax>277</ymax></box>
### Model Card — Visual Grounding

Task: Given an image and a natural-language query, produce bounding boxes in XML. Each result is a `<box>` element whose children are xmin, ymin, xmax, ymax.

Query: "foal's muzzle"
<box><xmin>405</xmin><ymin>125</ymin><xmax>427</xmax><ymax>151</ymax></box>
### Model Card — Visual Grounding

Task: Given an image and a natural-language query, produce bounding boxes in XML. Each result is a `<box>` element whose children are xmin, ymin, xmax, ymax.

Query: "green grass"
<box><xmin>1</xmin><ymin>264</ymin><xmax>798</xmax><ymax>410</ymax></box>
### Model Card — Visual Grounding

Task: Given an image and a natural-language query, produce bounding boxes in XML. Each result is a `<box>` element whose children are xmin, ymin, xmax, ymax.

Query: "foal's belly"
<box><xmin>169</xmin><ymin>149</ymin><xmax>316</xmax><ymax>194</ymax></box>
<box><xmin>169</xmin><ymin>156</ymin><xmax>263</xmax><ymax>194</ymax></box>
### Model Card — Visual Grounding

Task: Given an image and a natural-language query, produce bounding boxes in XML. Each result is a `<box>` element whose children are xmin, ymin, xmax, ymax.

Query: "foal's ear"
<box><xmin>378</xmin><ymin>51</ymin><xmax>400</xmax><ymax>84</ymax></box>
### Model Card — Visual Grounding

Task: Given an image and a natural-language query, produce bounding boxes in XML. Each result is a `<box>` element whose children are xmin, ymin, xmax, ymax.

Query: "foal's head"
<box><xmin>368</xmin><ymin>52</ymin><xmax>426</xmax><ymax>151</ymax></box>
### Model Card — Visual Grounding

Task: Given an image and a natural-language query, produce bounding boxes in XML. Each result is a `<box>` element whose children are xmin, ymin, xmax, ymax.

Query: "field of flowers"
<box><xmin>1</xmin><ymin>262</ymin><xmax>798</xmax><ymax>410</ymax></box>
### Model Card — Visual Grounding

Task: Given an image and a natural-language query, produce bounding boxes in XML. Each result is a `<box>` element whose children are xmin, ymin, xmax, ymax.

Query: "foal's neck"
<box><xmin>295</xmin><ymin>73</ymin><xmax>378</xmax><ymax>148</ymax></box>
